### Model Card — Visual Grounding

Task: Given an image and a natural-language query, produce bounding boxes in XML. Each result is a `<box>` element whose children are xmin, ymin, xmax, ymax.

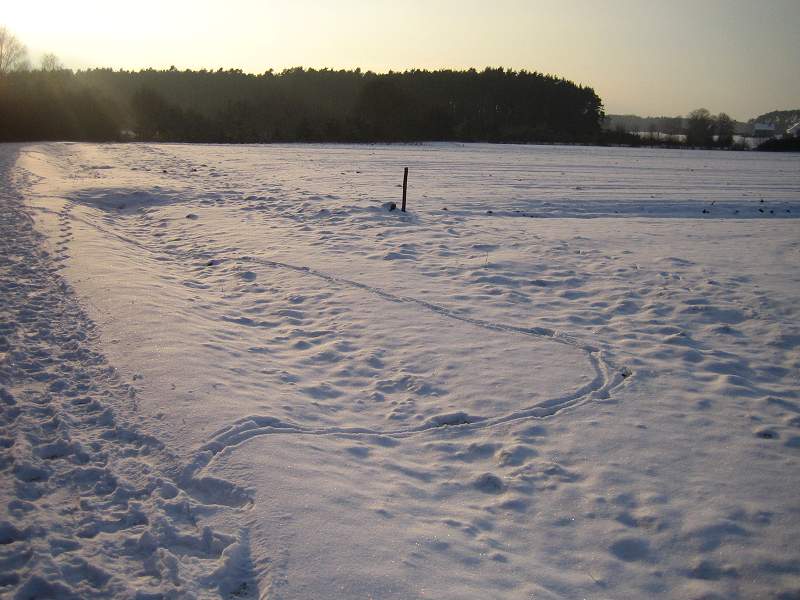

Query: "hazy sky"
<box><xmin>5</xmin><ymin>0</ymin><xmax>799</xmax><ymax>120</ymax></box>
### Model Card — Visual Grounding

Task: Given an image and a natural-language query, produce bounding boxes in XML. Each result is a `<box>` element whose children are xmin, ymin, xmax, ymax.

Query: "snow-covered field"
<box><xmin>2</xmin><ymin>141</ymin><xmax>799</xmax><ymax>599</ymax></box>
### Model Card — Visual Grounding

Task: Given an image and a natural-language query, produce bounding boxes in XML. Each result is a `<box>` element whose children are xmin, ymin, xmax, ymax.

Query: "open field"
<box><xmin>2</xmin><ymin>142</ymin><xmax>799</xmax><ymax>599</ymax></box>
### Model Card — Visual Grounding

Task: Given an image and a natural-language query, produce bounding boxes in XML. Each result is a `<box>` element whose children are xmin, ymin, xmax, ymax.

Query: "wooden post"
<box><xmin>401</xmin><ymin>167</ymin><xmax>408</xmax><ymax>212</ymax></box>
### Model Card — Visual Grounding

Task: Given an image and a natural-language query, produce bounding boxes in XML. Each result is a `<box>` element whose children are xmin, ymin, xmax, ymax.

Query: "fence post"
<box><xmin>401</xmin><ymin>167</ymin><xmax>408</xmax><ymax>212</ymax></box>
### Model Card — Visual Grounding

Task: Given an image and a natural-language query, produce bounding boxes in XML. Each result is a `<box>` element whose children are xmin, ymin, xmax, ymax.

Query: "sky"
<box><xmin>4</xmin><ymin>0</ymin><xmax>799</xmax><ymax>120</ymax></box>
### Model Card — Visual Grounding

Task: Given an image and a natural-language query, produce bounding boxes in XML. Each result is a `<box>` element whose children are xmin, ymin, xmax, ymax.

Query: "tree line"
<box><xmin>685</xmin><ymin>108</ymin><xmax>736</xmax><ymax>147</ymax></box>
<box><xmin>603</xmin><ymin>108</ymin><xmax>742</xmax><ymax>149</ymax></box>
<box><xmin>5</xmin><ymin>27</ymin><xmax>786</xmax><ymax>150</ymax></box>
<box><xmin>0</xmin><ymin>28</ymin><xmax>605</xmax><ymax>144</ymax></box>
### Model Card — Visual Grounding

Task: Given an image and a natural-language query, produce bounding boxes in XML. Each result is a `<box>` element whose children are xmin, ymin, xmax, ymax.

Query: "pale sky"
<box><xmin>5</xmin><ymin>0</ymin><xmax>799</xmax><ymax>120</ymax></box>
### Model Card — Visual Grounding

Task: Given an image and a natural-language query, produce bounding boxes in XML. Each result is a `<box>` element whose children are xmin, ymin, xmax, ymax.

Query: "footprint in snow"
<box><xmin>754</xmin><ymin>427</ymin><xmax>779</xmax><ymax>440</ymax></box>
<box><xmin>474</xmin><ymin>472</ymin><xmax>505</xmax><ymax>494</ymax></box>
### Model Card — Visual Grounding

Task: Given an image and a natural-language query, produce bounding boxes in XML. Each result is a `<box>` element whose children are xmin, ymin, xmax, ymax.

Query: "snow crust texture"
<box><xmin>3</xmin><ymin>142</ymin><xmax>800</xmax><ymax>599</ymax></box>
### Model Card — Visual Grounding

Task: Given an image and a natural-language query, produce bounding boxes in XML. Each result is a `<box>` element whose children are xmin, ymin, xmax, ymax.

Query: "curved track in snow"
<box><xmin>191</xmin><ymin>255</ymin><xmax>629</xmax><ymax>469</ymax></box>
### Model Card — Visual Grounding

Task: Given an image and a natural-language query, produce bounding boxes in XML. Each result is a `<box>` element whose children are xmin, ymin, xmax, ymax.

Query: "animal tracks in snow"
<box><xmin>193</xmin><ymin>254</ymin><xmax>628</xmax><ymax>460</ymax></box>
<box><xmin>47</xmin><ymin>186</ymin><xmax>629</xmax><ymax>448</ymax></box>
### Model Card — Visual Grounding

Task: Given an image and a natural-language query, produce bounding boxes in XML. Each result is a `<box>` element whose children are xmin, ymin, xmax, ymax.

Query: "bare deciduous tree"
<box><xmin>0</xmin><ymin>26</ymin><xmax>28</xmax><ymax>74</ymax></box>
<box><xmin>40</xmin><ymin>52</ymin><xmax>62</xmax><ymax>72</ymax></box>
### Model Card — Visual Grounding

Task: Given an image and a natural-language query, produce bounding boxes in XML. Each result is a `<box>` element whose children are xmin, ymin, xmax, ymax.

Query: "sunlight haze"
<box><xmin>5</xmin><ymin>0</ymin><xmax>800</xmax><ymax>120</ymax></box>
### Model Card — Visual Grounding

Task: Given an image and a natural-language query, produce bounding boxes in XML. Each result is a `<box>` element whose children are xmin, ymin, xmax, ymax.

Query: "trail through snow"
<box><xmin>1</xmin><ymin>147</ymin><xmax>257</xmax><ymax>599</ymax></box>
<box><xmin>2</xmin><ymin>142</ymin><xmax>800</xmax><ymax>599</ymax></box>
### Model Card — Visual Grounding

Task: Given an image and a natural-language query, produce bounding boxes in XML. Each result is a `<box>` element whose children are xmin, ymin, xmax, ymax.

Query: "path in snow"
<box><xmin>0</xmin><ymin>148</ymin><xmax>259</xmax><ymax>599</ymax></box>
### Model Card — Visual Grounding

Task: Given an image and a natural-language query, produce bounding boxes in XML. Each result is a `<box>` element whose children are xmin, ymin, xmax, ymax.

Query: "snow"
<box><xmin>2</xmin><ymin>141</ymin><xmax>800</xmax><ymax>599</ymax></box>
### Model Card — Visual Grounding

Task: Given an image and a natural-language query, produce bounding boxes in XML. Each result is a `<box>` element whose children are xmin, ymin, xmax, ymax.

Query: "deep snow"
<box><xmin>2</xmin><ymin>142</ymin><xmax>800</xmax><ymax>599</ymax></box>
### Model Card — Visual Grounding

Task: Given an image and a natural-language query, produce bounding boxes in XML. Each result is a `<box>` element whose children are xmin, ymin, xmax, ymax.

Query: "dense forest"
<box><xmin>0</xmin><ymin>66</ymin><xmax>605</xmax><ymax>144</ymax></box>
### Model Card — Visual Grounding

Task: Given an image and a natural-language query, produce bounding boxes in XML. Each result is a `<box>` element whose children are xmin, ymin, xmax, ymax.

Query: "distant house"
<box><xmin>787</xmin><ymin>122</ymin><xmax>800</xmax><ymax>138</ymax></box>
<box><xmin>752</xmin><ymin>122</ymin><xmax>777</xmax><ymax>138</ymax></box>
